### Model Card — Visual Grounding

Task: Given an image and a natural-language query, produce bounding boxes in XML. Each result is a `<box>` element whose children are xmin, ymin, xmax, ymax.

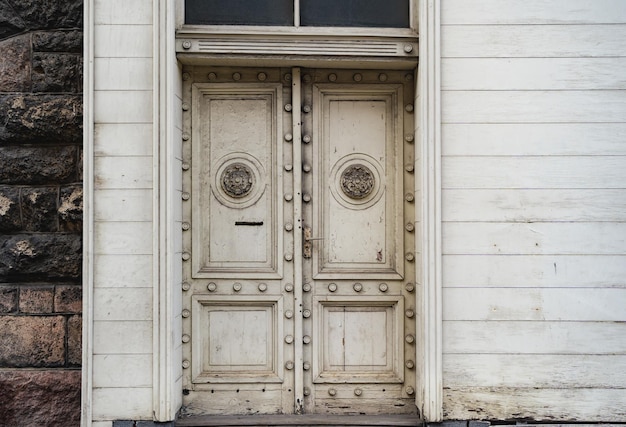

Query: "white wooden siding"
<box><xmin>92</xmin><ymin>0</ymin><xmax>155</xmax><ymax>421</ymax></box>
<box><xmin>440</xmin><ymin>0</ymin><xmax>626</xmax><ymax>421</ymax></box>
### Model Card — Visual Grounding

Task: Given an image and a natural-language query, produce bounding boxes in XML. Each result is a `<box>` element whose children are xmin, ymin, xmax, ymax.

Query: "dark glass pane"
<box><xmin>301</xmin><ymin>0</ymin><xmax>409</xmax><ymax>28</ymax></box>
<box><xmin>185</xmin><ymin>0</ymin><xmax>294</xmax><ymax>26</ymax></box>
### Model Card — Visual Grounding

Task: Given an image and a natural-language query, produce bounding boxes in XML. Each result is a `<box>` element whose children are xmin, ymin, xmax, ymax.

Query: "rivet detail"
<box><xmin>328</xmin><ymin>283</ymin><xmax>337</xmax><ymax>292</ymax></box>
<box><xmin>405</xmin><ymin>193</ymin><xmax>415</xmax><ymax>202</ymax></box>
<box><xmin>207</xmin><ymin>72</ymin><xmax>217</xmax><ymax>80</ymax></box>
<box><xmin>284</xmin><ymin>104</ymin><xmax>293</xmax><ymax>112</ymax></box>
<box><xmin>182</xmin><ymin>133</ymin><xmax>190</xmax><ymax>141</ymax></box>
<box><xmin>405</xmin><ymin>334</ymin><xmax>415</xmax><ymax>344</ymax></box>
<box><xmin>406</xmin><ymin>222</ymin><xmax>415</xmax><ymax>232</ymax></box>
<box><xmin>182</xmin><ymin>360</ymin><xmax>190</xmax><ymax>369</ymax></box>
<box><xmin>182</xmin><ymin>73</ymin><xmax>190</xmax><ymax>81</ymax></box>
<box><xmin>182</xmin><ymin>309</ymin><xmax>191</xmax><ymax>318</ymax></box>
<box><xmin>405</xmin><ymin>104</ymin><xmax>414</xmax><ymax>113</ymax></box>
<box><xmin>303</xmin><ymin>105</ymin><xmax>312</xmax><ymax>113</ymax></box>
<box><xmin>284</xmin><ymin>193</ymin><xmax>293</xmax><ymax>202</ymax></box>
<box><xmin>182</xmin><ymin>282</ymin><xmax>191</xmax><ymax>291</ymax></box>
<box><xmin>406</xmin><ymin>360</ymin><xmax>415</xmax><ymax>369</ymax></box>
<box><xmin>379</xmin><ymin>283</ymin><xmax>389</xmax><ymax>292</ymax></box>
<box><xmin>258</xmin><ymin>283</ymin><xmax>267</xmax><ymax>292</ymax></box>
<box><xmin>405</xmin><ymin>164</ymin><xmax>414</xmax><ymax>173</ymax></box>
<box><xmin>303</xmin><ymin>335</ymin><xmax>311</xmax><ymax>344</ymax></box>
<box><xmin>285</xmin><ymin>361</ymin><xmax>294</xmax><ymax>370</ymax></box>
<box><xmin>303</xmin><ymin>361</ymin><xmax>311</xmax><ymax>371</ymax></box>
<box><xmin>284</xmin><ymin>133</ymin><xmax>293</xmax><ymax>142</ymax></box>
<box><xmin>285</xmin><ymin>335</ymin><xmax>294</xmax><ymax>344</ymax></box>
<box><xmin>233</xmin><ymin>282</ymin><xmax>242</xmax><ymax>292</ymax></box>
<box><xmin>285</xmin><ymin>283</ymin><xmax>294</xmax><ymax>292</ymax></box>
<box><xmin>354</xmin><ymin>388</ymin><xmax>362</xmax><ymax>396</ymax></box>
<box><xmin>379</xmin><ymin>73</ymin><xmax>388</xmax><ymax>82</ymax></box>
<box><xmin>404</xmin><ymin>44</ymin><xmax>414</xmax><ymax>53</ymax></box>
<box><xmin>303</xmin><ymin>283</ymin><xmax>311</xmax><ymax>292</ymax></box>
<box><xmin>406</xmin><ymin>253</ymin><xmax>415</xmax><ymax>262</ymax></box>
<box><xmin>353</xmin><ymin>283</ymin><xmax>363</xmax><ymax>292</ymax></box>
<box><xmin>182</xmin><ymin>252</ymin><xmax>190</xmax><ymax>261</ymax></box>
<box><xmin>285</xmin><ymin>253</ymin><xmax>293</xmax><ymax>262</ymax></box>
<box><xmin>285</xmin><ymin>310</ymin><xmax>294</xmax><ymax>319</ymax></box>
<box><xmin>406</xmin><ymin>283</ymin><xmax>415</xmax><ymax>293</ymax></box>
<box><xmin>405</xmin><ymin>134</ymin><xmax>414</xmax><ymax>143</ymax></box>
<box><xmin>232</xmin><ymin>72</ymin><xmax>241</xmax><ymax>81</ymax></box>
<box><xmin>182</xmin><ymin>192</ymin><xmax>190</xmax><ymax>201</ymax></box>
<box><xmin>405</xmin><ymin>309</ymin><xmax>415</xmax><ymax>318</ymax></box>
<box><xmin>303</xmin><ymin>387</ymin><xmax>311</xmax><ymax>396</ymax></box>
<box><xmin>182</xmin><ymin>334</ymin><xmax>190</xmax><ymax>343</ymax></box>
<box><xmin>302</xmin><ymin>135</ymin><xmax>311</xmax><ymax>144</ymax></box>
<box><xmin>182</xmin><ymin>103</ymin><xmax>190</xmax><ymax>111</ymax></box>
<box><xmin>328</xmin><ymin>73</ymin><xmax>337</xmax><ymax>82</ymax></box>
<box><xmin>207</xmin><ymin>282</ymin><xmax>217</xmax><ymax>292</ymax></box>
<box><xmin>302</xmin><ymin>309</ymin><xmax>311</xmax><ymax>318</ymax></box>
<box><xmin>406</xmin><ymin>386</ymin><xmax>415</xmax><ymax>395</ymax></box>
<box><xmin>328</xmin><ymin>388</ymin><xmax>337</xmax><ymax>396</ymax></box>
<box><xmin>182</xmin><ymin>162</ymin><xmax>190</xmax><ymax>171</ymax></box>
<box><xmin>284</xmin><ymin>164</ymin><xmax>293</xmax><ymax>172</ymax></box>
<box><xmin>353</xmin><ymin>73</ymin><xmax>362</xmax><ymax>82</ymax></box>
<box><xmin>257</xmin><ymin>72</ymin><xmax>267</xmax><ymax>81</ymax></box>
<box><xmin>302</xmin><ymin>163</ymin><xmax>311</xmax><ymax>173</ymax></box>
<box><xmin>181</xmin><ymin>40</ymin><xmax>191</xmax><ymax>49</ymax></box>
<box><xmin>303</xmin><ymin>193</ymin><xmax>311</xmax><ymax>203</ymax></box>
<box><xmin>182</xmin><ymin>222</ymin><xmax>190</xmax><ymax>231</ymax></box>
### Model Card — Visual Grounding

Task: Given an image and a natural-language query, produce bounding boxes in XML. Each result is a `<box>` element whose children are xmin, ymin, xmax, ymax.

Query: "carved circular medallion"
<box><xmin>340</xmin><ymin>164</ymin><xmax>375</xmax><ymax>199</ymax></box>
<box><xmin>221</xmin><ymin>163</ymin><xmax>254</xmax><ymax>198</ymax></box>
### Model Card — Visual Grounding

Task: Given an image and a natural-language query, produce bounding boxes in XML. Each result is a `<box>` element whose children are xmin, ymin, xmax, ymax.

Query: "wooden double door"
<box><xmin>181</xmin><ymin>67</ymin><xmax>417</xmax><ymax>416</ymax></box>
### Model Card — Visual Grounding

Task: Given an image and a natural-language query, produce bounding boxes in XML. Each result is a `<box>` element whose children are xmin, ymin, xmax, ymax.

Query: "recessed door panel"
<box><xmin>191</xmin><ymin>84</ymin><xmax>283</xmax><ymax>278</ymax></box>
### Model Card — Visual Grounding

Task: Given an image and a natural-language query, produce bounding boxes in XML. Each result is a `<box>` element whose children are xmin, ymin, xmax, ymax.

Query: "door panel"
<box><xmin>182</xmin><ymin>67</ymin><xmax>417</xmax><ymax>416</ymax></box>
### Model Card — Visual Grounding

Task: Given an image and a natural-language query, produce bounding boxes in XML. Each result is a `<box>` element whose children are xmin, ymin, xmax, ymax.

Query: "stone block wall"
<box><xmin>0</xmin><ymin>0</ymin><xmax>83</xmax><ymax>425</ymax></box>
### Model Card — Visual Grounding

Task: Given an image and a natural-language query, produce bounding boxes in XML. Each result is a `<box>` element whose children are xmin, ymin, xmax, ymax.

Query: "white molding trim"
<box><xmin>153</xmin><ymin>0</ymin><xmax>181</xmax><ymax>421</ymax></box>
<box><xmin>417</xmin><ymin>0</ymin><xmax>443</xmax><ymax>422</ymax></box>
<box><xmin>81</xmin><ymin>0</ymin><xmax>95</xmax><ymax>425</ymax></box>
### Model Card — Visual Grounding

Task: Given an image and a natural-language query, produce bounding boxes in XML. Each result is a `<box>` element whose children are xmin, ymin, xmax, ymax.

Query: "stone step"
<box><xmin>176</xmin><ymin>414</ymin><xmax>422</xmax><ymax>427</ymax></box>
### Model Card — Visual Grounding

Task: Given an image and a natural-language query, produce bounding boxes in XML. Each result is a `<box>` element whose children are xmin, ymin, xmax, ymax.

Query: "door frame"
<box><xmin>81</xmin><ymin>0</ymin><xmax>443</xmax><ymax>424</ymax></box>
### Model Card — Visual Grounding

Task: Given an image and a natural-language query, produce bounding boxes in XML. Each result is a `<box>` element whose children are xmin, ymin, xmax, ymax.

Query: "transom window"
<box><xmin>184</xmin><ymin>0</ymin><xmax>410</xmax><ymax>28</ymax></box>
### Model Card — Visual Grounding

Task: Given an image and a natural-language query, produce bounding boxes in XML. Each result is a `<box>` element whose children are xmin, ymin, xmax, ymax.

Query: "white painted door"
<box><xmin>182</xmin><ymin>67</ymin><xmax>417</xmax><ymax>416</ymax></box>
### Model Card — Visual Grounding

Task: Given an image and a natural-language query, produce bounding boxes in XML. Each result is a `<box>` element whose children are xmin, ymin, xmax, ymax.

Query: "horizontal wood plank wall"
<box><xmin>440</xmin><ymin>0</ymin><xmax>626</xmax><ymax>421</ymax></box>
<box><xmin>92</xmin><ymin>0</ymin><xmax>155</xmax><ymax>421</ymax></box>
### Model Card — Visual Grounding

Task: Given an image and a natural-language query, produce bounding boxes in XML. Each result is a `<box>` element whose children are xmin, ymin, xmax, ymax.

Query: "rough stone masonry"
<box><xmin>0</xmin><ymin>0</ymin><xmax>83</xmax><ymax>425</ymax></box>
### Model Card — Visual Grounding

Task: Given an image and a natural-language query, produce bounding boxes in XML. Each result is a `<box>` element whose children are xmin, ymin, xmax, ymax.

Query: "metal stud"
<box><xmin>233</xmin><ymin>282</ymin><xmax>242</xmax><ymax>292</ymax></box>
<box><xmin>354</xmin><ymin>388</ymin><xmax>362</xmax><ymax>396</ymax></box>
<box><xmin>405</xmin><ymin>309</ymin><xmax>415</xmax><ymax>318</ymax></box>
<box><xmin>257</xmin><ymin>72</ymin><xmax>267</xmax><ymax>81</ymax></box>
<box><xmin>182</xmin><ymin>334</ymin><xmax>191</xmax><ymax>343</ymax></box>
<box><xmin>181</xmin><ymin>103</ymin><xmax>190</xmax><ymax>111</ymax></box>
<box><xmin>353</xmin><ymin>283</ymin><xmax>363</xmax><ymax>292</ymax></box>
<box><xmin>406</xmin><ymin>283</ymin><xmax>415</xmax><ymax>293</ymax></box>
<box><xmin>285</xmin><ymin>222</ymin><xmax>294</xmax><ymax>232</ymax></box>
<box><xmin>284</xmin><ymin>73</ymin><xmax>292</xmax><ymax>82</ymax></box>
<box><xmin>284</xmin><ymin>133</ymin><xmax>293</xmax><ymax>142</ymax></box>
<box><xmin>182</xmin><ymin>192</ymin><xmax>190</xmax><ymax>201</ymax></box>
<box><xmin>328</xmin><ymin>283</ymin><xmax>337</xmax><ymax>292</ymax></box>
<box><xmin>285</xmin><ymin>335</ymin><xmax>294</xmax><ymax>344</ymax></box>
<box><xmin>182</xmin><ymin>222</ymin><xmax>190</xmax><ymax>231</ymax></box>
<box><xmin>232</xmin><ymin>72</ymin><xmax>241</xmax><ymax>81</ymax></box>
<box><xmin>405</xmin><ymin>222</ymin><xmax>415</xmax><ymax>232</ymax></box>
<box><xmin>284</xmin><ymin>104</ymin><xmax>293</xmax><ymax>112</ymax></box>
<box><xmin>182</xmin><ymin>133</ymin><xmax>190</xmax><ymax>141</ymax></box>
<box><xmin>182</xmin><ymin>282</ymin><xmax>191</xmax><ymax>291</ymax></box>
<box><xmin>182</xmin><ymin>162</ymin><xmax>190</xmax><ymax>171</ymax></box>
<box><xmin>303</xmin><ymin>387</ymin><xmax>311</xmax><ymax>396</ymax></box>
<box><xmin>379</xmin><ymin>283</ymin><xmax>389</xmax><ymax>292</ymax></box>
<box><xmin>302</xmin><ymin>135</ymin><xmax>311</xmax><ymax>144</ymax></box>
<box><xmin>303</xmin><ymin>193</ymin><xmax>311</xmax><ymax>203</ymax></box>
<box><xmin>353</xmin><ymin>73</ymin><xmax>362</xmax><ymax>82</ymax></box>
<box><xmin>182</xmin><ymin>40</ymin><xmax>191</xmax><ymax>49</ymax></box>
<box><xmin>303</xmin><ymin>283</ymin><xmax>311</xmax><ymax>292</ymax></box>
<box><xmin>285</xmin><ymin>310</ymin><xmax>294</xmax><ymax>319</ymax></box>
<box><xmin>207</xmin><ymin>282</ymin><xmax>217</xmax><ymax>292</ymax></box>
<box><xmin>284</xmin><ymin>164</ymin><xmax>293</xmax><ymax>172</ymax></box>
<box><xmin>303</xmin><ymin>74</ymin><xmax>312</xmax><ymax>83</ymax></box>
<box><xmin>285</xmin><ymin>283</ymin><xmax>294</xmax><ymax>292</ymax></box>
<box><xmin>405</xmin><ymin>73</ymin><xmax>414</xmax><ymax>81</ymax></box>
<box><xmin>207</xmin><ymin>72</ymin><xmax>217</xmax><ymax>80</ymax></box>
<box><xmin>405</xmin><ymin>134</ymin><xmax>414</xmax><ymax>143</ymax></box>
<box><xmin>328</xmin><ymin>73</ymin><xmax>337</xmax><ymax>82</ymax></box>
<box><xmin>405</xmin><ymin>334</ymin><xmax>415</xmax><ymax>344</ymax></box>
<box><xmin>406</xmin><ymin>253</ymin><xmax>415</xmax><ymax>262</ymax></box>
<box><xmin>328</xmin><ymin>388</ymin><xmax>337</xmax><ymax>396</ymax></box>
<box><xmin>285</xmin><ymin>361</ymin><xmax>294</xmax><ymax>370</ymax></box>
<box><xmin>182</xmin><ymin>252</ymin><xmax>190</xmax><ymax>261</ymax></box>
<box><xmin>182</xmin><ymin>72</ymin><xmax>190</xmax><ymax>81</ymax></box>
<box><xmin>284</xmin><ymin>193</ymin><xmax>293</xmax><ymax>202</ymax></box>
<box><xmin>406</xmin><ymin>386</ymin><xmax>415</xmax><ymax>395</ymax></box>
<box><xmin>182</xmin><ymin>309</ymin><xmax>191</xmax><ymax>318</ymax></box>
<box><xmin>303</xmin><ymin>105</ymin><xmax>312</xmax><ymax>113</ymax></box>
<box><xmin>258</xmin><ymin>283</ymin><xmax>267</xmax><ymax>292</ymax></box>
<box><xmin>378</xmin><ymin>73</ymin><xmax>388</xmax><ymax>82</ymax></box>
<box><xmin>303</xmin><ymin>361</ymin><xmax>311</xmax><ymax>371</ymax></box>
<box><xmin>303</xmin><ymin>335</ymin><xmax>311</xmax><ymax>344</ymax></box>
<box><xmin>405</xmin><ymin>193</ymin><xmax>415</xmax><ymax>202</ymax></box>
<box><xmin>405</xmin><ymin>104</ymin><xmax>414</xmax><ymax>113</ymax></box>
<box><xmin>404</xmin><ymin>44</ymin><xmax>414</xmax><ymax>53</ymax></box>
<box><xmin>285</xmin><ymin>253</ymin><xmax>293</xmax><ymax>261</ymax></box>
<box><xmin>302</xmin><ymin>309</ymin><xmax>311</xmax><ymax>318</ymax></box>
<box><xmin>182</xmin><ymin>359</ymin><xmax>190</xmax><ymax>369</ymax></box>
<box><xmin>406</xmin><ymin>360</ymin><xmax>415</xmax><ymax>369</ymax></box>
<box><xmin>405</xmin><ymin>164</ymin><xmax>414</xmax><ymax>173</ymax></box>
<box><xmin>302</xmin><ymin>163</ymin><xmax>311</xmax><ymax>173</ymax></box>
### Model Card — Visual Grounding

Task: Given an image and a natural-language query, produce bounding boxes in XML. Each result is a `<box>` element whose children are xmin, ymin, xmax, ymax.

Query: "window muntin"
<box><xmin>184</xmin><ymin>0</ymin><xmax>410</xmax><ymax>28</ymax></box>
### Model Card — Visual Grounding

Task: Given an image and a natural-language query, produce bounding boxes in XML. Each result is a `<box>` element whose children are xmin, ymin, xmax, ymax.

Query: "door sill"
<box><xmin>176</xmin><ymin>414</ymin><xmax>422</xmax><ymax>426</ymax></box>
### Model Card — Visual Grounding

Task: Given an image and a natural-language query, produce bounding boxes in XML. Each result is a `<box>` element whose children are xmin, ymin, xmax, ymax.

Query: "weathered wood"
<box><xmin>444</xmin><ymin>321</ymin><xmax>626</xmax><ymax>354</ymax></box>
<box><xmin>442</xmin><ymin>25</ymin><xmax>626</xmax><ymax>58</ymax></box>
<box><xmin>176</xmin><ymin>414</ymin><xmax>421</xmax><ymax>426</ymax></box>
<box><xmin>442</xmin><ymin>91</ymin><xmax>626</xmax><ymax>123</ymax></box>
<box><xmin>442</xmin><ymin>123</ymin><xmax>626</xmax><ymax>156</ymax></box>
<box><xmin>443</xmin><ymin>288</ymin><xmax>626</xmax><ymax>321</ymax></box>
<box><xmin>442</xmin><ymin>0</ymin><xmax>626</xmax><ymax>25</ymax></box>
<box><xmin>443</xmin><ymin>354</ymin><xmax>626</xmax><ymax>388</ymax></box>
<box><xmin>443</xmin><ymin>254</ymin><xmax>626</xmax><ymax>288</ymax></box>
<box><xmin>443</xmin><ymin>189</ymin><xmax>626</xmax><ymax>222</ymax></box>
<box><xmin>443</xmin><ymin>388</ymin><xmax>626</xmax><ymax>421</ymax></box>
<box><xmin>442</xmin><ymin>58</ymin><xmax>626</xmax><ymax>90</ymax></box>
<box><xmin>443</xmin><ymin>222</ymin><xmax>626</xmax><ymax>255</ymax></box>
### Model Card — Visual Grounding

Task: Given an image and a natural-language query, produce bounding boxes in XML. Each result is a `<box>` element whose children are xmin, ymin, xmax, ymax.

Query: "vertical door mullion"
<box><xmin>291</xmin><ymin>67</ymin><xmax>304</xmax><ymax>413</ymax></box>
